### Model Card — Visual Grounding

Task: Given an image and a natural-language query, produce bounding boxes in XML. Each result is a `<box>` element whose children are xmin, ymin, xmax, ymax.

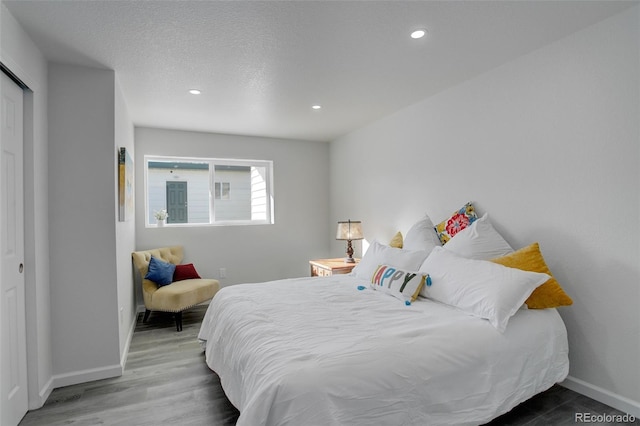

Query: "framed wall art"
<box><xmin>118</xmin><ymin>147</ymin><xmax>134</xmax><ymax>221</ymax></box>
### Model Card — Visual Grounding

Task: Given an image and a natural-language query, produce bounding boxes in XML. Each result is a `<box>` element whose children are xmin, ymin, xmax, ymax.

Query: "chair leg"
<box><xmin>175</xmin><ymin>311</ymin><xmax>183</xmax><ymax>332</ymax></box>
<box><xmin>143</xmin><ymin>309</ymin><xmax>151</xmax><ymax>323</ymax></box>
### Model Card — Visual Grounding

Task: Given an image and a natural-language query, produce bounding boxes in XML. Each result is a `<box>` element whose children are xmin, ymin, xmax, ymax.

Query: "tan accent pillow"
<box><xmin>389</xmin><ymin>231</ymin><xmax>403</xmax><ymax>248</ymax></box>
<box><xmin>491</xmin><ymin>242</ymin><xmax>573</xmax><ymax>309</ymax></box>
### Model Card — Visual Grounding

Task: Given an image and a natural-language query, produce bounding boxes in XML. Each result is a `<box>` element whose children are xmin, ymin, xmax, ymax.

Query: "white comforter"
<box><xmin>198</xmin><ymin>275</ymin><xmax>569</xmax><ymax>426</ymax></box>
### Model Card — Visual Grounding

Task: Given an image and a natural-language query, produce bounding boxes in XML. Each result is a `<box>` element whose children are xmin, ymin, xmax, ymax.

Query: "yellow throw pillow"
<box><xmin>389</xmin><ymin>231</ymin><xmax>403</xmax><ymax>248</ymax></box>
<box><xmin>491</xmin><ymin>242</ymin><xmax>572</xmax><ymax>309</ymax></box>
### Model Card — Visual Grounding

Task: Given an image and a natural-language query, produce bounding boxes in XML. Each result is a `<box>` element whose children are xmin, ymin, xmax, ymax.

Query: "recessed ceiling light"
<box><xmin>312</xmin><ymin>105</ymin><xmax>322</xmax><ymax>110</ymax></box>
<box><xmin>189</xmin><ymin>89</ymin><xmax>201</xmax><ymax>95</ymax></box>
<box><xmin>410</xmin><ymin>29</ymin><xmax>426</xmax><ymax>39</ymax></box>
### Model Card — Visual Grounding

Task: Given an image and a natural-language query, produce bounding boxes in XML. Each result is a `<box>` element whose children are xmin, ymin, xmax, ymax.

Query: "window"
<box><xmin>144</xmin><ymin>156</ymin><xmax>274</xmax><ymax>226</ymax></box>
<box><xmin>215</xmin><ymin>182</ymin><xmax>230</xmax><ymax>200</ymax></box>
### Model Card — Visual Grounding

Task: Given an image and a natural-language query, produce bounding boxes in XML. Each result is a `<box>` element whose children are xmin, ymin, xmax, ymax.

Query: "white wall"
<box><xmin>48</xmin><ymin>64</ymin><xmax>123</xmax><ymax>386</ymax></box>
<box><xmin>0</xmin><ymin>3</ymin><xmax>52</xmax><ymax>409</ymax></box>
<box><xmin>330</xmin><ymin>6</ymin><xmax>640</xmax><ymax>416</ymax></box>
<box><xmin>135</xmin><ymin>127</ymin><xmax>330</xmax><ymax>292</ymax></box>
<box><xmin>114</xmin><ymin>76</ymin><xmax>136</xmax><ymax>365</ymax></box>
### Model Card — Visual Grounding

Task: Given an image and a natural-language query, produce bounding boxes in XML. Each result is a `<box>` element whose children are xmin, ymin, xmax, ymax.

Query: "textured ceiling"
<box><xmin>3</xmin><ymin>1</ymin><xmax>634</xmax><ymax>142</ymax></box>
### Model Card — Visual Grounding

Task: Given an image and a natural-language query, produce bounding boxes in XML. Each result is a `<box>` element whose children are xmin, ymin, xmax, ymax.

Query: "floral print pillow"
<box><xmin>435</xmin><ymin>202</ymin><xmax>478</xmax><ymax>244</ymax></box>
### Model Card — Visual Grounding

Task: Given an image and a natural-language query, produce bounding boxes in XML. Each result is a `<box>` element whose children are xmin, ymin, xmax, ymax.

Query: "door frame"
<box><xmin>0</xmin><ymin>59</ymin><xmax>52</xmax><ymax>410</ymax></box>
<box><xmin>1</xmin><ymin>66</ymin><xmax>27</xmax><ymax>426</ymax></box>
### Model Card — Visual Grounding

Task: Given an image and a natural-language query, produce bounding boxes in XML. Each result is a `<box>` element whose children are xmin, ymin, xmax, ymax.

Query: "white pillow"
<box><xmin>419</xmin><ymin>247</ymin><xmax>549</xmax><ymax>332</ymax></box>
<box><xmin>403</xmin><ymin>214</ymin><xmax>442</xmax><ymax>252</ymax></box>
<box><xmin>351</xmin><ymin>240</ymin><xmax>429</xmax><ymax>280</ymax></box>
<box><xmin>370</xmin><ymin>264</ymin><xmax>430</xmax><ymax>304</ymax></box>
<box><xmin>443</xmin><ymin>213</ymin><xmax>513</xmax><ymax>260</ymax></box>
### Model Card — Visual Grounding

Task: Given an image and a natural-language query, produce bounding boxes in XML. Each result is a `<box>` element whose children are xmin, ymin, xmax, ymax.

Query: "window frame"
<box><xmin>144</xmin><ymin>155</ymin><xmax>274</xmax><ymax>227</ymax></box>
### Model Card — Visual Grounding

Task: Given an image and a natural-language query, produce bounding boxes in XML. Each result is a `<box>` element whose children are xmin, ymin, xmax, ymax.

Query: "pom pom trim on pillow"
<box><xmin>491</xmin><ymin>242</ymin><xmax>573</xmax><ymax>309</ymax></box>
<box><xmin>435</xmin><ymin>202</ymin><xmax>478</xmax><ymax>245</ymax></box>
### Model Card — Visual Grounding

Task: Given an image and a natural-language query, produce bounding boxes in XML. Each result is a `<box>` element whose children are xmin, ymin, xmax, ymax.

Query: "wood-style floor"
<box><xmin>20</xmin><ymin>304</ymin><xmax>637</xmax><ymax>426</ymax></box>
<box><xmin>20</xmin><ymin>306</ymin><xmax>240</xmax><ymax>426</ymax></box>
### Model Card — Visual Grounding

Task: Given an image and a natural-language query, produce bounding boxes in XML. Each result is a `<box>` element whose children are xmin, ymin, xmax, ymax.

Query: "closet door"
<box><xmin>0</xmin><ymin>71</ymin><xmax>27</xmax><ymax>426</ymax></box>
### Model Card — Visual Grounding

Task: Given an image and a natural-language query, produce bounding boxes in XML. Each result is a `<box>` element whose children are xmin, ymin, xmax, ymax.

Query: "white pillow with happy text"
<box><xmin>370</xmin><ymin>264</ymin><xmax>430</xmax><ymax>304</ymax></box>
<box><xmin>350</xmin><ymin>240</ymin><xmax>429</xmax><ymax>280</ymax></box>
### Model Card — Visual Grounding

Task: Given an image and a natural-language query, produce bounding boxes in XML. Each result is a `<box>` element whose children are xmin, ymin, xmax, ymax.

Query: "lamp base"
<box><xmin>344</xmin><ymin>239</ymin><xmax>355</xmax><ymax>264</ymax></box>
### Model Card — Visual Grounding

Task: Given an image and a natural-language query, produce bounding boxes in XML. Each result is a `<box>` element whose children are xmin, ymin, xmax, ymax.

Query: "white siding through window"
<box><xmin>147</xmin><ymin>168</ymin><xmax>210</xmax><ymax>223</ymax></box>
<box><xmin>251</xmin><ymin>166</ymin><xmax>268</xmax><ymax>221</ymax></box>
<box><xmin>214</xmin><ymin>169</ymin><xmax>251</xmax><ymax>221</ymax></box>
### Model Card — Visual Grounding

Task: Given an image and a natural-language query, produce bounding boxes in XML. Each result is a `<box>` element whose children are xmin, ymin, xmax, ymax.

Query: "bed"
<box><xmin>198</xmin><ymin>275</ymin><xmax>568</xmax><ymax>426</ymax></box>
<box><xmin>197</xmin><ymin>208</ymin><xmax>571</xmax><ymax>425</ymax></box>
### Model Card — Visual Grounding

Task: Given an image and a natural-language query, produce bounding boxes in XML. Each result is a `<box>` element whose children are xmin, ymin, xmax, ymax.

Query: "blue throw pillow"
<box><xmin>145</xmin><ymin>256</ymin><xmax>176</xmax><ymax>287</ymax></box>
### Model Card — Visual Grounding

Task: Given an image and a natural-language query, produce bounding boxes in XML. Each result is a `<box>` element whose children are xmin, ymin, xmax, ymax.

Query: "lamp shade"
<box><xmin>336</xmin><ymin>220</ymin><xmax>363</xmax><ymax>240</ymax></box>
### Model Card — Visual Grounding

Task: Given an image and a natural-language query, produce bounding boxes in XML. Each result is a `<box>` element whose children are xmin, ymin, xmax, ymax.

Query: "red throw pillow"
<box><xmin>173</xmin><ymin>263</ymin><xmax>201</xmax><ymax>282</ymax></box>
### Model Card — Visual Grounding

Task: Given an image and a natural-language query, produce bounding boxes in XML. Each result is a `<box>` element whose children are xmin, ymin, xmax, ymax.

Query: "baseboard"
<box><xmin>28</xmin><ymin>376</ymin><xmax>54</xmax><ymax>410</ymax></box>
<box><xmin>120</xmin><ymin>312</ymin><xmax>138</xmax><ymax>369</ymax></box>
<box><xmin>51</xmin><ymin>363</ymin><xmax>123</xmax><ymax>390</ymax></box>
<box><xmin>48</xmin><ymin>310</ymin><xmax>138</xmax><ymax>397</ymax></box>
<box><xmin>561</xmin><ymin>376</ymin><xmax>640</xmax><ymax>418</ymax></box>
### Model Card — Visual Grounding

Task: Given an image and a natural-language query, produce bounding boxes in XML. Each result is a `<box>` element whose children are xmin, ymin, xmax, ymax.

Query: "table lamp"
<box><xmin>336</xmin><ymin>220</ymin><xmax>363</xmax><ymax>263</ymax></box>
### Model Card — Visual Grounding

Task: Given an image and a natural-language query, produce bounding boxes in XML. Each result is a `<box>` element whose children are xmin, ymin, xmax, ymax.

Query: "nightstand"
<box><xmin>309</xmin><ymin>258</ymin><xmax>360</xmax><ymax>277</ymax></box>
